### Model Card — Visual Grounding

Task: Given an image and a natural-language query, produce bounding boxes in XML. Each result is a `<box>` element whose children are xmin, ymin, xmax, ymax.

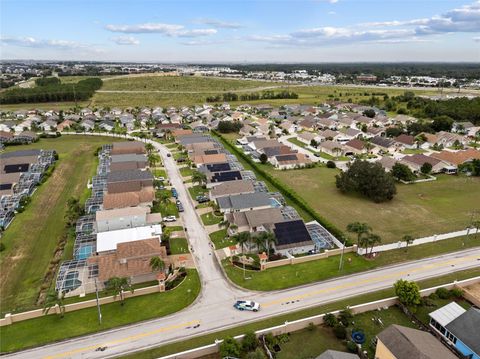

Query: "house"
<box><xmin>95</xmin><ymin>207</ymin><xmax>161</xmax><ymax>232</ymax></box>
<box><xmin>99</xmin><ymin>120</ymin><xmax>115</xmax><ymax>132</ymax></box>
<box><xmin>279</xmin><ymin>120</ymin><xmax>296</xmax><ymax>134</ymax></box>
<box><xmin>106</xmin><ymin>170</ymin><xmax>153</xmax><ymax>194</ymax></box>
<box><xmin>216</xmin><ymin>192</ymin><xmax>272</xmax><ymax>213</ymax></box>
<box><xmin>193</xmin><ymin>153</ymin><xmax>228</xmax><ymax>166</ymax></box>
<box><xmin>452</xmin><ymin>121</ymin><xmax>475</xmax><ymax>134</ymax></box>
<box><xmin>317</xmin><ymin>129</ymin><xmax>340</xmax><ymax>142</ymax></box>
<box><xmin>298</xmin><ymin>118</ymin><xmax>317</xmax><ymax>131</ymax></box>
<box><xmin>80</xmin><ymin>119</ymin><xmax>95</xmax><ymax>131</ymax></box>
<box><xmin>400</xmin><ymin>154</ymin><xmax>445</xmax><ymax>173</ymax></box>
<box><xmin>239</xmin><ymin>124</ymin><xmax>257</xmax><ymax>137</ymax></box>
<box><xmin>271</xmin><ymin>153</ymin><xmax>310</xmax><ymax>169</ymax></box>
<box><xmin>110</xmin><ymin>154</ymin><xmax>148</xmax><ymax>172</ymax></box>
<box><xmin>0</xmin><ymin>131</ymin><xmax>14</xmax><ymax>144</ymax></box>
<box><xmin>248</xmin><ymin>139</ymin><xmax>283</xmax><ymax>153</ymax></box>
<box><xmin>226</xmin><ymin>207</ymin><xmax>284</xmax><ymax>234</ymax></box>
<box><xmin>297</xmin><ymin>132</ymin><xmax>316</xmax><ymax>145</ymax></box>
<box><xmin>370</xmin><ymin>136</ymin><xmax>397</xmax><ymax>153</ymax></box>
<box><xmin>318</xmin><ymin>140</ymin><xmax>344</xmax><ymax>157</ymax></box>
<box><xmin>377</xmin><ymin>156</ymin><xmax>397</xmax><ymax>172</ymax></box>
<box><xmin>111</xmin><ymin>141</ymin><xmax>146</xmax><ymax>155</ymax></box>
<box><xmin>39</xmin><ymin>119</ymin><xmax>57</xmax><ymax>132</ymax></box>
<box><xmin>273</xmin><ymin>220</ymin><xmax>314</xmax><ymax>255</ymax></box>
<box><xmin>315</xmin><ymin>350</ymin><xmax>359</xmax><ymax>359</ymax></box>
<box><xmin>57</xmin><ymin>119</ymin><xmax>75</xmax><ymax>132</ymax></box>
<box><xmin>344</xmin><ymin>139</ymin><xmax>366</xmax><ymax>155</ymax></box>
<box><xmin>14</xmin><ymin>131</ymin><xmax>38</xmax><ymax>144</ymax></box>
<box><xmin>88</xmin><ymin>237</ymin><xmax>167</xmax><ymax>284</ymax></box>
<box><xmin>102</xmin><ymin>187</ymin><xmax>155</xmax><ymax>209</ymax></box>
<box><xmin>207</xmin><ymin>170</ymin><xmax>243</xmax><ymax>187</ymax></box>
<box><xmin>429</xmin><ymin>302</ymin><xmax>480</xmax><ymax>359</ymax></box>
<box><xmin>430</xmin><ymin>149</ymin><xmax>480</xmax><ymax>171</ymax></box>
<box><xmin>436</xmin><ymin>131</ymin><xmax>468</xmax><ymax>148</ymax></box>
<box><xmin>375</xmin><ymin>324</ymin><xmax>456</xmax><ymax>359</ymax></box>
<box><xmin>209</xmin><ymin>180</ymin><xmax>255</xmax><ymax>200</ymax></box>
<box><xmin>395</xmin><ymin>134</ymin><xmax>416</xmax><ymax>149</ymax></box>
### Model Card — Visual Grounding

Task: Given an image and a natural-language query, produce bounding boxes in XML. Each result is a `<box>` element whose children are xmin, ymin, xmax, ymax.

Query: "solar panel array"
<box><xmin>211</xmin><ymin>170</ymin><xmax>242</xmax><ymax>183</ymax></box>
<box><xmin>206</xmin><ymin>163</ymin><xmax>231</xmax><ymax>172</ymax></box>
<box><xmin>274</xmin><ymin>220</ymin><xmax>312</xmax><ymax>246</ymax></box>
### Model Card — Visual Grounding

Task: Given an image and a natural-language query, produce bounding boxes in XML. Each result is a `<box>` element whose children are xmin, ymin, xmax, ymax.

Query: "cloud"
<box><xmin>474</xmin><ymin>36</ymin><xmax>480</xmax><ymax>42</ymax></box>
<box><xmin>249</xmin><ymin>1</ymin><xmax>480</xmax><ymax>47</ymax></box>
<box><xmin>195</xmin><ymin>18</ymin><xmax>243</xmax><ymax>29</ymax></box>
<box><xmin>0</xmin><ymin>36</ymin><xmax>104</xmax><ymax>53</ymax></box>
<box><xmin>105</xmin><ymin>22</ymin><xmax>217</xmax><ymax>37</ymax></box>
<box><xmin>111</xmin><ymin>36</ymin><xmax>139</xmax><ymax>45</ymax></box>
<box><xmin>180</xmin><ymin>39</ymin><xmax>226</xmax><ymax>46</ymax></box>
<box><xmin>328</xmin><ymin>11</ymin><xmax>336</xmax><ymax>15</ymax></box>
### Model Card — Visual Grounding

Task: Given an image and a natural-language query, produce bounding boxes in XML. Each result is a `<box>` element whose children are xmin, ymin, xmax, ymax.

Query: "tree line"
<box><xmin>206</xmin><ymin>90</ymin><xmax>298</xmax><ymax>103</ymax></box>
<box><xmin>0</xmin><ymin>77</ymin><xmax>103</xmax><ymax>104</ymax></box>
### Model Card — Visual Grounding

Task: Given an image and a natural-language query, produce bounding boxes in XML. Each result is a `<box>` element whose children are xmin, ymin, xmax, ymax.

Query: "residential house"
<box><xmin>370</xmin><ymin>136</ymin><xmax>397</xmax><ymax>153</ymax></box>
<box><xmin>0</xmin><ymin>131</ymin><xmax>14</xmax><ymax>144</ymax></box>
<box><xmin>271</xmin><ymin>153</ymin><xmax>310</xmax><ymax>169</ymax></box>
<box><xmin>429</xmin><ymin>302</ymin><xmax>480</xmax><ymax>359</ymax></box>
<box><xmin>315</xmin><ymin>350</ymin><xmax>359</xmax><ymax>359</ymax></box>
<box><xmin>344</xmin><ymin>139</ymin><xmax>366</xmax><ymax>156</ymax></box>
<box><xmin>39</xmin><ymin>119</ymin><xmax>57</xmax><ymax>132</ymax></box>
<box><xmin>216</xmin><ymin>192</ymin><xmax>272</xmax><ymax>214</ymax></box>
<box><xmin>298</xmin><ymin>118</ymin><xmax>317</xmax><ymax>131</ymax></box>
<box><xmin>318</xmin><ymin>140</ymin><xmax>344</xmax><ymax>157</ymax></box>
<box><xmin>111</xmin><ymin>141</ymin><xmax>146</xmax><ymax>155</ymax></box>
<box><xmin>106</xmin><ymin>170</ymin><xmax>153</xmax><ymax>194</ymax></box>
<box><xmin>430</xmin><ymin>149</ymin><xmax>480</xmax><ymax>172</ymax></box>
<box><xmin>102</xmin><ymin>187</ymin><xmax>155</xmax><ymax>210</ymax></box>
<box><xmin>297</xmin><ymin>132</ymin><xmax>316</xmax><ymax>145</ymax></box>
<box><xmin>273</xmin><ymin>220</ymin><xmax>315</xmax><ymax>255</ymax></box>
<box><xmin>377</xmin><ymin>156</ymin><xmax>397</xmax><ymax>172</ymax></box>
<box><xmin>109</xmin><ymin>154</ymin><xmax>148</xmax><ymax>172</ymax></box>
<box><xmin>375</xmin><ymin>324</ymin><xmax>456</xmax><ymax>359</ymax></box>
<box><xmin>400</xmin><ymin>154</ymin><xmax>445</xmax><ymax>173</ymax></box>
<box><xmin>209</xmin><ymin>180</ymin><xmax>255</xmax><ymax>200</ymax></box>
<box><xmin>95</xmin><ymin>207</ymin><xmax>161</xmax><ymax>232</ymax></box>
<box><xmin>226</xmin><ymin>207</ymin><xmax>284</xmax><ymax>234</ymax></box>
<box><xmin>80</xmin><ymin>119</ymin><xmax>95</xmax><ymax>131</ymax></box>
<box><xmin>395</xmin><ymin>134</ymin><xmax>416</xmax><ymax>149</ymax></box>
<box><xmin>279</xmin><ymin>120</ymin><xmax>296</xmax><ymax>134</ymax></box>
<box><xmin>436</xmin><ymin>131</ymin><xmax>468</xmax><ymax>148</ymax></box>
<box><xmin>193</xmin><ymin>153</ymin><xmax>228</xmax><ymax>166</ymax></box>
<box><xmin>99</xmin><ymin>120</ymin><xmax>115</xmax><ymax>132</ymax></box>
<box><xmin>14</xmin><ymin>131</ymin><xmax>38</xmax><ymax>144</ymax></box>
<box><xmin>316</xmin><ymin>129</ymin><xmax>341</xmax><ymax>142</ymax></box>
<box><xmin>57</xmin><ymin>119</ymin><xmax>75</xmax><ymax>132</ymax></box>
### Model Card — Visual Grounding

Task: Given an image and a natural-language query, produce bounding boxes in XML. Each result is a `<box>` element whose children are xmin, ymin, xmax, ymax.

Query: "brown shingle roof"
<box><xmin>395</xmin><ymin>134</ymin><xmax>415</xmax><ymax>146</ymax></box>
<box><xmin>193</xmin><ymin>153</ymin><xmax>227</xmax><ymax>165</ymax></box>
<box><xmin>431</xmin><ymin>149</ymin><xmax>480</xmax><ymax>166</ymax></box>
<box><xmin>111</xmin><ymin>141</ymin><xmax>146</xmax><ymax>155</ymax></box>
<box><xmin>103</xmin><ymin>187</ymin><xmax>155</xmax><ymax>209</ymax></box>
<box><xmin>209</xmin><ymin>180</ymin><xmax>255</xmax><ymax>198</ymax></box>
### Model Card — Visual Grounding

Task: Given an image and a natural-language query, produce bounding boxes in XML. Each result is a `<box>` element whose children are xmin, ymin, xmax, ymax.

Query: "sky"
<box><xmin>1</xmin><ymin>0</ymin><xmax>479</xmax><ymax>63</ymax></box>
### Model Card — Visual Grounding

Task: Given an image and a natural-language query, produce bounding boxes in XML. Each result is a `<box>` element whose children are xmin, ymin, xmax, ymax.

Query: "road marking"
<box><xmin>43</xmin><ymin>320</ymin><xmax>201</xmax><ymax>359</ymax></box>
<box><xmin>261</xmin><ymin>255</ymin><xmax>477</xmax><ymax>308</ymax></box>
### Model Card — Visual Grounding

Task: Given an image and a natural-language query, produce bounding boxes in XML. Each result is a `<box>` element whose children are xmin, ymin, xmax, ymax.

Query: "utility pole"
<box><xmin>94</xmin><ymin>278</ymin><xmax>102</xmax><ymax>325</ymax></box>
<box><xmin>339</xmin><ymin>236</ymin><xmax>346</xmax><ymax>271</ymax></box>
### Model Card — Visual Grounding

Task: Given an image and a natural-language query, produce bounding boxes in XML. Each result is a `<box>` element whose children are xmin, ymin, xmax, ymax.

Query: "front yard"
<box><xmin>201</xmin><ymin>212</ymin><xmax>223</xmax><ymax>226</ymax></box>
<box><xmin>169</xmin><ymin>237</ymin><xmax>189</xmax><ymax>255</ymax></box>
<box><xmin>210</xmin><ymin>229</ymin><xmax>237</xmax><ymax>249</ymax></box>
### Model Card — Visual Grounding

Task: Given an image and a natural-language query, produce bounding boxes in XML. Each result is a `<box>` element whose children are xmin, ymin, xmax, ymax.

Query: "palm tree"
<box><xmin>191</xmin><ymin>170</ymin><xmax>207</xmax><ymax>186</ymax></box>
<box><xmin>43</xmin><ymin>290</ymin><xmax>66</xmax><ymax>318</ymax></box>
<box><xmin>333</xmin><ymin>147</ymin><xmax>342</xmax><ymax>159</ymax></box>
<box><xmin>402</xmin><ymin>235</ymin><xmax>414</xmax><ymax>251</ymax></box>
<box><xmin>367</xmin><ymin>233</ymin><xmax>382</xmax><ymax>255</ymax></box>
<box><xmin>148</xmin><ymin>153</ymin><xmax>161</xmax><ymax>168</ymax></box>
<box><xmin>234</xmin><ymin>231</ymin><xmax>251</xmax><ymax>253</ymax></box>
<box><xmin>255</xmin><ymin>231</ymin><xmax>277</xmax><ymax>253</ymax></box>
<box><xmin>472</xmin><ymin>220</ymin><xmax>480</xmax><ymax>240</ymax></box>
<box><xmin>150</xmin><ymin>256</ymin><xmax>165</xmax><ymax>272</ymax></box>
<box><xmin>106</xmin><ymin>277</ymin><xmax>134</xmax><ymax>306</ymax></box>
<box><xmin>346</xmin><ymin>222</ymin><xmax>371</xmax><ymax>248</ymax></box>
<box><xmin>145</xmin><ymin>143</ymin><xmax>155</xmax><ymax>154</ymax></box>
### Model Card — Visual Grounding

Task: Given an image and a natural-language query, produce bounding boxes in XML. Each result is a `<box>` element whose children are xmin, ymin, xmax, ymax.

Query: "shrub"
<box><xmin>435</xmin><ymin>287</ymin><xmax>451</xmax><ymax>299</ymax></box>
<box><xmin>323</xmin><ymin>313</ymin><xmax>338</xmax><ymax>327</ymax></box>
<box><xmin>333</xmin><ymin>324</ymin><xmax>347</xmax><ymax>339</ymax></box>
<box><xmin>0</xmin><ymin>242</ymin><xmax>5</xmax><ymax>252</ymax></box>
<box><xmin>338</xmin><ymin>308</ymin><xmax>354</xmax><ymax>326</ymax></box>
<box><xmin>242</xmin><ymin>331</ymin><xmax>258</xmax><ymax>352</ymax></box>
<box><xmin>394</xmin><ymin>279</ymin><xmax>421</xmax><ymax>307</ymax></box>
<box><xmin>326</xmin><ymin>160</ymin><xmax>336</xmax><ymax>168</ymax></box>
<box><xmin>220</xmin><ymin>337</ymin><xmax>241</xmax><ymax>358</ymax></box>
<box><xmin>450</xmin><ymin>288</ymin><xmax>463</xmax><ymax>298</ymax></box>
<box><xmin>307</xmin><ymin>322</ymin><xmax>316</xmax><ymax>331</ymax></box>
<box><xmin>245</xmin><ymin>348</ymin><xmax>266</xmax><ymax>359</ymax></box>
<box><xmin>347</xmin><ymin>340</ymin><xmax>358</xmax><ymax>353</ymax></box>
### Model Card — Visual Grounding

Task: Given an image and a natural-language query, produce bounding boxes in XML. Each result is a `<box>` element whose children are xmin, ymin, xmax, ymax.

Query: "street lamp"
<box><xmin>94</xmin><ymin>278</ymin><xmax>102</xmax><ymax>325</ymax></box>
<box><xmin>339</xmin><ymin>236</ymin><xmax>346</xmax><ymax>271</ymax></box>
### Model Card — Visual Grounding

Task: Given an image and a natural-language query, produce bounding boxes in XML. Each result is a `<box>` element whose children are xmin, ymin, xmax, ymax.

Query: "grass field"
<box><xmin>0</xmin><ymin>135</ymin><xmax>122</xmax><ymax>314</ymax></box>
<box><xmin>223</xmin><ymin>235</ymin><xmax>480</xmax><ymax>291</ymax></box>
<box><xmin>262</xmin><ymin>165</ymin><xmax>480</xmax><ymax>244</ymax></box>
<box><xmin>0</xmin><ymin>269</ymin><xmax>200</xmax><ymax>352</ymax></box>
<box><xmin>119</xmin><ymin>267</ymin><xmax>480</xmax><ymax>359</ymax></box>
<box><xmin>210</xmin><ymin>229</ymin><xmax>236</xmax><ymax>249</ymax></box>
<box><xmin>201</xmin><ymin>212</ymin><xmax>223</xmax><ymax>226</ymax></box>
<box><xmin>169</xmin><ymin>237</ymin><xmax>189</xmax><ymax>255</ymax></box>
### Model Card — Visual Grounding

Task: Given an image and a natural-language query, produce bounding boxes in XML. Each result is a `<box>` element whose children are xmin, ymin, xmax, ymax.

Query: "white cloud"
<box><xmin>474</xmin><ymin>36</ymin><xmax>480</xmax><ymax>42</ymax></box>
<box><xmin>0</xmin><ymin>36</ymin><xmax>104</xmax><ymax>53</ymax></box>
<box><xmin>195</xmin><ymin>18</ymin><xmax>243</xmax><ymax>29</ymax></box>
<box><xmin>111</xmin><ymin>36</ymin><xmax>139</xmax><ymax>45</ymax></box>
<box><xmin>105</xmin><ymin>22</ymin><xmax>217</xmax><ymax>37</ymax></box>
<box><xmin>328</xmin><ymin>11</ymin><xmax>336</xmax><ymax>15</ymax></box>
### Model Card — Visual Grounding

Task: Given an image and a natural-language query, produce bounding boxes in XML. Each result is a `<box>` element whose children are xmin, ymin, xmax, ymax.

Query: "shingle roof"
<box><xmin>402</xmin><ymin>154</ymin><xmax>441</xmax><ymax>167</ymax></box>
<box><xmin>316</xmin><ymin>350</ymin><xmax>359</xmax><ymax>359</ymax></box>
<box><xmin>0</xmin><ymin>149</ymin><xmax>41</xmax><ymax>159</ymax></box>
<box><xmin>395</xmin><ymin>134</ymin><xmax>415</xmax><ymax>146</ymax></box>
<box><xmin>445</xmin><ymin>307</ymin><xmax>480</xmax><ymax>355</ymax></box>
<box><xmin>107</xmin><ymin>169</ymin><xmax>153</xmax><ymax>183</ymax></box>
<box><xmin>371</xmin><ymin>136</ymin><xmax>396</xmax><ymax>148</ymax></box>
<box><xmin>103</xmin><ymin>187</ymin><xmax>155</xmax><ymax>209</ymax></box>
<box><xmin>209</xmin><ymin>180</ymin><xmax>255</xmax><ymax>198</ymax></box>
<box><xmin>110</xmin><ymin>154</ymin><xmax>147</xmax><ymax>163</ymax></box>
<box><xmin>217</xmin><ymin>192</ymin><xmax>271</xmax><ymax>210</ymax></box>
<box><xmin>377</xmin><ymin>324</ymin><xmax>457</xmax><ymax>359</ymax></box>
<box><xmin>431</xmin><ymin>149</ymin><xmax>480</xmax><ymax>166</ymax></box>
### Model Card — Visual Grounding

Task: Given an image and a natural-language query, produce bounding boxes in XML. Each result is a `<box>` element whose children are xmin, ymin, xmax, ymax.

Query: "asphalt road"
<box><xmin>5</xmin><ymin>135</ymin><xmax>480</xmax><ymax>359</ymax></box>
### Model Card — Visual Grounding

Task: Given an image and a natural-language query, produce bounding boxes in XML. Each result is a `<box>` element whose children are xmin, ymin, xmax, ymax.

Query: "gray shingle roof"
<box><xmin>316</xmin><ymin>350</ymin><xmax>359</xmax><ymax>359</ymax></box>
<box><xmin>0</xmin><ymin>149</ymin><xmax>41</xmax><ymax>159</ymax></box>
<box><xmin>110</xmin><ymin>154</ymin><xmax>147</xmax><ymax>163</ymax></box>
<box><xmin>446</xmin><ymin>307</ymin><xmax>480</xmax><ymax>355</ymax></box>
<box><xmin>217</xmin><ymin>192</ymin><xmax>271</xmax><ymax>210</ymax></box>
<box><xmin>107</xmin><ymin>170</ymin><xmax>153</xmax><ymax>183</ymax></box>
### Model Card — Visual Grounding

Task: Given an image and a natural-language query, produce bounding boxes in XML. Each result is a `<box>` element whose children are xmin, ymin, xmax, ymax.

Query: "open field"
<box><xmin>0</xmin><ymin>269</ymin><xmax>200</xmax><ymax>352</ymax></box>
<box><xmin>262</xmin><ymin>165</ymin><xmax>480</xmax><ymax>244</ymax></box>
<box><xmin>119</xmin><ymin>267</ymin><xmax>480</xmax><ymax>359</ymax></box>
<box><xmin>223</xmin><ymin>235</ymin><xmax>480</xmax><ymax>291</ymax></box>
<box><xmin>0</xmin><ymin>135</ymin><xmax>122</xmax><ymax>314</ymax></box>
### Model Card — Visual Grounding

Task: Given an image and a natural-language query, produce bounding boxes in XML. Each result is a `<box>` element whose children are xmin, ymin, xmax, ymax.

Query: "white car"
<box><xmin>163</xmin><ymin>215</ymin><xmax>176</xmax><ymax>222</ymax></box>
<box><xmin>234</xmin><ymin>300</ymin><xmax>260</xmax><ymax>312</ymax></box>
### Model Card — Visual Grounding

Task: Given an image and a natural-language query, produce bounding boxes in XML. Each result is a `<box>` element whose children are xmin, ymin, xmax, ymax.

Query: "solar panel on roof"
<box><xmin>0</xmin><ymin>184</ymin><xmax>13</xmax><ymax>190</ymax></box>
<box><xmin>3</xmin><ymin>164</ymin><xmax>30</xmax><ymax>173</ymax></box>
<box><xmin>204</xmin><ymin>149</ymin><xmax>220</xmax><ymax>155</ymax></box>
<box><xmin>277</xmin><ymin>154</ymin><xmax>297</xmax><ymax>161</ymax></box>
<box><xmin>274</xmin><ymin>220</ymin><xmax>312</xmax><ymax>246</ymax></box>
<box><xmin>207</xmin><ymin>163</ymin><xmax>231</xmax><ymax>172</ymax></box>
<box><xmin>211</xmin><ymin>170</ymin><xmax>242</xmax><ymax>183</ymax></box>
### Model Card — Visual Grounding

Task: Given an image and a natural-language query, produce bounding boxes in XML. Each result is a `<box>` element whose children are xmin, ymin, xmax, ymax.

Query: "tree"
<box><xmin>220</xmin><ymin>336</ymin><xmax>241</xmax><ymax>358</ymax></box>
<box><xmin>191</xmin><ymin>170</ymin><xmax>207</xmax><ymax>186</ymax></box>
<box><xmin>149</xmin><ymin>256</ymin><xmax>165</xmax><ymax>272</ymax></box>
<box><xmin>241</xmin><ymin>331</ymin><xmax>259</xmax><ymax>352</ymax></box>
<box><xmin>333</xmin><ymin>147</ymin><xmax>343</xmax><ymax>159</ymax></box>
<box><xmin>310</xmin><ymin>139</ymin><xmax>318</xmax><ymax>148</ymax></box>
<box><xmin>145</xmin><ymin>142</ymin><xmax>155</xmax><ymax>154</ymax></box>
<box><xmin>386</xmin><ymin>127</ymin><xmax>403</xmax><ymax>138</ymax></box>
<box><xmin>43</xmin><ymin>290</ymin><xmax>66</xmax><ymax>318</ymax></box>
<box><xmin>148</xmin><ymin>153</ymin><xmax>161</xmax><ymax>168</ymax></box>
<box><xmin>346</xmin><ymin>222</ymin><xmax>371</xmax><ymax>248</ymax></box>
<box><xmin>259</xmin><ymin>153</ymin><xmax>268</xmax><ymax>164</ymax></box>
<box><xmin>323</xmin><ymin>313</ymin><xmax>338</xmax><ymax>327</ymax></box>
<box><xmin>420</xmin><ymin>162</ymin><xmax>432</xmax><ymax>175</ymax></box>
<box><xmin>336</xmin><ymin>160</ymin><xmax>397</xmax><ymax>202</ymax></box>
<box><xmin>234</xmin><ymin>231</ymin><xmax>252</xmax><ymax>253</ymax></box>
<box><xmin>414</xmin><ymin>133</ymin><xmax>427</xmax><ymax>149</ymax></box>
<box><xmin>326</xmin><ymin>160</ymin><xmax>336</xmax><ymax>168</ymax></box>
<box><xmin>403</xmin><ymin>235</ymin><xmax>414</xmax><ymax>251</ymax></box>
<box><xmin>338</xmin><ymin>308</ymin><xmax>354</xmax><ymax>326</ymax></box>
<box><xmin>363</xmin><ymin>109</ymin><xmax>376</xmax><ymax>118</ymax></box>
<box><xmin>391</xmin><ymin>163</ymin><xmax>415</xmax><ymax>182</ymax></box>
<box><xmin>245</xmin><ymin>348</ymin><xmax>266</xmax><ymax>359</ymax></box>
<box><xmin>106</xmin><ymin>277</ymin><xmax>134</xmax><ymax>306</ymax></box>
<box><xmin>156</xmin><ymin>190</ymin><xmax>170</xmax><ymax>205</ymax></box>
<box><xmin>394</xmin><ymin>279</ymin><xmax>421</xmax><ymax>307</ymax></box>
<box><xmin>217</xmin><ymin>121</ymin><xmax>243</xmax><ymax>133</ymax></box>
<box><xmin>366</xmin><ymin>233</ymin><xmax>381</xmax><ymax>255</ymax></box>
<box><xmin>255</xmin><ymin>231</ymin><xmax>276</xmax><ymax>253</ymax></box>
<box><xmin>333</xmin><ymin>325</ymin><xmax>347</xmax><ymax>339</ymax></box>
<box><xmin>431</xmin><ymin>115</ymin><xmax>453</xmax><ymax>132</ymax></box>
<box><xmin>64</xmin><ymin>197</ymin><xmax>83</xmax><ymax>227</ymax></box>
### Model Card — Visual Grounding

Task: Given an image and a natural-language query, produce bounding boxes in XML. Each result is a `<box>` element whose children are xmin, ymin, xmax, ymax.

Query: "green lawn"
<box><xmin>287</xmin><ymin>137</ymin><xmax>318</xmax><ymax>153</ymax></box>
<box><xmin>152</xmin><ymin>168</ymin><xmax>167</xmax><ymax>178</ymax></box>
<box><xmin>210</xmin><ymin>229</ymin><xmax>237</xmax><ymax>249</ymax></box>
<box><xmin>402</xmin><ymin>148</ymin><xmax>427</xmax><ymax>154</ymax></box>
<box><xmin>276</xmin><ymin>326</ymin><xmax>347</xmax><ymax>359</ymax></box>
<box><xmin>169</xmin><ymin>237</ymin><xmax>189</xmax><ymax>255</ymax></box>
<box><xmin>164</xmin><ymin>226</ymin><xmax>184</xmax><ymax>235</ymax></box>
<box><xmin>188</xmin><ymin>185</ymin><xmax>208</xmax><ymax>199</ymax></box>
<box><xmin>201</xmin><ymin>212</ymin><xmax>223</xmax><ymax>226</ymax></box>
<box><xmin>223</xmin><ymin>235</ymin><xmax>480</xmax><ymax>291</ymax></box>
<box><xmin>0</xmin><ymin>269</ymin><xmax>200</xmax><ymax>352</ymax></box>
<box><xmin>159</xmin><ymin>200</ymin><xmax>179</xmax><ymax>217</ymax></box>
<box><xmin>414</xmin><ymin>297</ymin><xmax>471</xmax><ymax>326</ymax></box>
<box><xmin>179</xmin><ymin>166</ymin><xmax>194</xmax><ymax>177</ymax></box>
<box><xmin>0</xmin><ymin>136</ymin><xmax>122</xmax><ymax>314</ymax></box>
<box><xmin>263</xmin><ymin>165</ymin><xmax>480</xmax><ymax>244</ymax></box>
<box><xmin>119</xmin><ymin>267</ymin><xmax>480</xmax><ymax>359</ymax></box>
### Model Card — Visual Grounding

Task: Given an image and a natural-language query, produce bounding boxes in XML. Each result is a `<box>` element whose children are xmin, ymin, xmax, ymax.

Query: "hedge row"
<box><xmin>213</xmin><ymin>130</ymin><xmax>345</xmax><ymax>240</ymax></box>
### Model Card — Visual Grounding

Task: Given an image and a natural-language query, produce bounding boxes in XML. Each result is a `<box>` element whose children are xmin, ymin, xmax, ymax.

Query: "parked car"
<box><xmin>163</xmin><ymin>215</ymin><xmax>176</xmax><ymax>222</ymax></box>
<box><xmin>196</xmin><ymin>195</ymin><xmax>209</xmax><ymax>203</ymax></box>
<box><xmin>171</xmin><ymin>188</ymin><xmax>178</xmax><ymax>198</ymax></box>
<box><xmin>157</xmin><ymin>176</ymin><xmax>165</xmax><ymax>181</ymax></box>
<box><xmin>167</xmin><ymin>153</ymin><xmax>171</xmax><ymax>157</ymax></box>
<box><xmin>233</xmin><ymin>300</ymin><xmax>260</xmax><ymax>312</ymax></box>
